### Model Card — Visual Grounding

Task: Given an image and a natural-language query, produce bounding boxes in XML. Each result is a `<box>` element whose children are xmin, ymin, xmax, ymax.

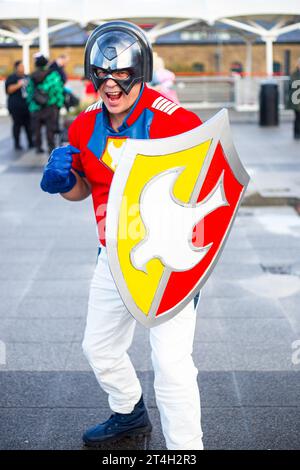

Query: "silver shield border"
<box><xmin>106</xmin><ymin>108</ymin><xmax>250</xmax><ymax>328</ymax></box>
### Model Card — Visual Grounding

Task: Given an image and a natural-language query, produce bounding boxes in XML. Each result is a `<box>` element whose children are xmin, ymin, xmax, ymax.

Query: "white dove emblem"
<box><xmin>107</xmin><ymin>141</ymin><xmax>125</xmax><ymax>170</ymax></box>
<box><xmin>130</xmin><ymin>168</ymin><xmax>228</xmax><ymax>272</ymax></box>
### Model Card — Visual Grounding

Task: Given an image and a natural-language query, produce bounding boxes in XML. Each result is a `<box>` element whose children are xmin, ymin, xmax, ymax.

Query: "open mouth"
<box><xmin>105</xmin><ymin>91</ymin><xmax>123</xmax><ymax>103</ymax></box>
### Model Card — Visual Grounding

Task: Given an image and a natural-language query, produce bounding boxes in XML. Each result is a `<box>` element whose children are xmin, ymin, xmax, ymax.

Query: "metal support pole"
<box><xmin>264</xmin><ymin>36</ymin><xmax>275</xmax><ymax>77</ymax></box>
<box><xmin>245</xmin><ymin>40</ymin><xmax>253</xmax><ymax>76</ymax></box>
<box><xmin>21</xmin><ymin>40</ymin><xmax>31</xmax><ymax>74</ymax></box>
<box><xmin>39</xmin><ymin>0</ymin><xmax>49</xmax><ymax>57</ymax></box>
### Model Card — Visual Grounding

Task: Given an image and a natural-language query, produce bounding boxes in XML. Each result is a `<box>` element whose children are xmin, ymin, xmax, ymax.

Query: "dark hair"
<box><xmin>35</xmin><ymin>55</ymin><xmax>48</xmax><ymax>67</ymax></box>
<box><xmin>14</xmin><ymin>60</ymin><xmax>22</xmax><ymax>69</ymax></box>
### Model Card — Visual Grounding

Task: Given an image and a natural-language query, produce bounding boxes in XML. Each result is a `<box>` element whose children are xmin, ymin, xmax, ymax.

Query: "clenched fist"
<box><xmin>40</xmin><ymin>145</ymin><xmax>80</xmax><ymax>194</ymax></box>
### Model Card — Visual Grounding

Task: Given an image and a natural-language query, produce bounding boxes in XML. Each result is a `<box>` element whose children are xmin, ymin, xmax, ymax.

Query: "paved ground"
<box><xmin>0</xmin><ymin>111</ymin><xmax>300</xmax><ymax>450</ymax></box>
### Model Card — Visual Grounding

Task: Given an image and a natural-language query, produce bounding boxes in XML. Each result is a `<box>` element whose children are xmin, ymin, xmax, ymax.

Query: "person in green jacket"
<box><xmin>27</xmin><ymin>54</ymin><xmax>65</xmax><ymax>153</ymax></box>
<box><xmin>290</xmin><ymin>58</ymin><xmax>300</xmax><ymax>140</ymax></box>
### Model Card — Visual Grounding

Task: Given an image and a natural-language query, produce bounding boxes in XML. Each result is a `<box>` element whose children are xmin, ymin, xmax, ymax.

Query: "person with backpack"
<box><xmin>27</xmin><ymin>54</ymin><xmax>64</xmax><ymax>153</ymax></box>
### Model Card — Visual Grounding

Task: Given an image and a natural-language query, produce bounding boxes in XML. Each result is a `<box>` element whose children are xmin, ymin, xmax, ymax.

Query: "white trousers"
<box><xmin>82</xmin><ymin>248</ymin><xmax>203</xmax><ymax>450</ymax></box>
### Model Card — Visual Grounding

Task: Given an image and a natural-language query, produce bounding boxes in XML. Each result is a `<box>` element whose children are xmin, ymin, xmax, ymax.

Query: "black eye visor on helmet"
<box><xmin>85</xmin><ymin>20</ymin><xmax>153</xmax><ymax>95</ymax></box>
<box><xmin>91</xmin><ymin>66</ymin><xmax>140</xmax><ymax>95</ymax></box>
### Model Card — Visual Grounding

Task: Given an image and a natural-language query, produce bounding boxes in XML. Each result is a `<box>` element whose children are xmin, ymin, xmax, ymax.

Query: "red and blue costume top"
<box><xmin>68</xmin><ymin>84</ymin><xmax>201</xmax><ymax>245</ymax></box>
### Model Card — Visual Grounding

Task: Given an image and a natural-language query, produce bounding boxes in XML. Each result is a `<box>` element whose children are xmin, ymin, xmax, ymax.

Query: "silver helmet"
<box><xmin>84</xmin><ymin>21</ymin><xmax>153</xmax><ymax>94</ymax></box>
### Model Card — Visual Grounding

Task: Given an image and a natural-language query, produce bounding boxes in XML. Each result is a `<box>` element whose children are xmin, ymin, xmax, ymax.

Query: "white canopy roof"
<box><xmin>1</xmin><ymin>0</ymin><xmax>300</xmax><ymax>74</ymax></box>
<box><xmin>1</xmin><ymin>0</ymin><xmax>300</xmax><ymax>23</ymax></box>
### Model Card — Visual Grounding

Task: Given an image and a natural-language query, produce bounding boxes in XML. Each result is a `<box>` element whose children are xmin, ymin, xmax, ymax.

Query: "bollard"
<box><xmin>259</xmin><ymin>81</ymin><xmax>279</xmax><ymax>126</ymax></box>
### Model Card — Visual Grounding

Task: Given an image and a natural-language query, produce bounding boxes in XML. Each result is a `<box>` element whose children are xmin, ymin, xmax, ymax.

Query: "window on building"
<box><xmin>230</xmin><ymin>62</ymin><xmax>243</xmax><ymax>74</ymax></box>
<box><xmin>192</xmin><ymin>62</ymin><xmax>205</xmax><ymax>72</ymax></box>
<box><xmin>273</xmin><ymin>61</ymin><xmax>282</xmax><ymax>75</ymax></box>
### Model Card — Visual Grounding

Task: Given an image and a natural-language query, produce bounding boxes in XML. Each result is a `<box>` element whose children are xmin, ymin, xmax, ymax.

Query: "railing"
<box><xmin>175</xmin><ymin>75</ymin><xmax>235</xmax><ymax>108</ymax></box>
<box><xmin>0</xmin><ymin>75</ymin><xmax>292</xmax><ymax>113</ymax></box>
<box><xmin>174</xmin><ymin>75</ymin><xmax>291</xmax><ymax>110</ymax></box>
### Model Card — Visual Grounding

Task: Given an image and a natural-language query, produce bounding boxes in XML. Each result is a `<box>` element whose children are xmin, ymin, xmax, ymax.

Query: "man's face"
<box><xmin>16</xmin><ymin>63</ymin><xmax>24</xmax><ymax>75</ymax></box>
<box><xmin>60</xmin><ymin>55</ymin><xmax>69</xmax><ymax>67</ymax></box>
<box><xmin>98</xmin><ymin>69</ymin><xmax>141</xmax><ymax>116</ymax></box>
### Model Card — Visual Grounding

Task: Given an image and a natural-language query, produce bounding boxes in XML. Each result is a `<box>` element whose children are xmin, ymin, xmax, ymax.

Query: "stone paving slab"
<box><xmin>0</xmin><ymin>116</ymin><xmax>300</xmax><ymax>450</ymax></box>
<box><xmin>1</xmin><ymin>371</ymin><xmax>299</xmax><ymax>450</ymax></box>
<box><xmin>214</xmin><ymin>297</ymin><xmax>285</xmax><ymax>319</ymax></box>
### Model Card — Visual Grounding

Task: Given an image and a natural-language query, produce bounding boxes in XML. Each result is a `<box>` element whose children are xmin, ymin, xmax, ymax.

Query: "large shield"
<box><xmin>106</xmin><ymin>109</ymin><xmax>249</xmax><ymax>327</ymax></box>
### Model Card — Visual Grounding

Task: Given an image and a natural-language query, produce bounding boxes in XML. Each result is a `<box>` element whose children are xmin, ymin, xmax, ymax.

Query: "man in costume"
<box><xmin>40</xmin><ymin>21</ymin><xmax>203</xmax><ymax>450</ymax></box>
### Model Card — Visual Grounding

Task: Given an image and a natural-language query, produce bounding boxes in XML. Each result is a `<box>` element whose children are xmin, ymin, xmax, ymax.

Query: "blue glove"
<box><xmin>40</xmin><ymin>145</ymin><xmax>80</xmax><ymax>194</ymax></box>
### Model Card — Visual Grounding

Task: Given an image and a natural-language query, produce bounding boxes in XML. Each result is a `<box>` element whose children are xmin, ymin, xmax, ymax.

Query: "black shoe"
<box><xmin>14</xmin><ymin>144</ymin><xmax>23</xmax><ymax>151</ymax></box>
<box><xmin>294</xmin><ymin>134</ymin><xmax>300</xmax><ymax>140</ymax></box>
<box><xmin>28</xmin><ymin>143</ymin><xmax>35</xmax><ymax>149</ymax></box>
<box><xmin>82</xmin><ymin>395</ymin><xmax>152</xmax><ymax>447</ymax></box>
<box><xmin>36</xmin><ymin>147</ymin><xmax>45</xmax><ymax>154</ymax></box>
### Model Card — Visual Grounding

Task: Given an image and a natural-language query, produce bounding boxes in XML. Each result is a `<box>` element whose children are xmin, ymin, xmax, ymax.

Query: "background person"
<box><xmin>82</xmin><ymin>77</ymin><xmax>100</xmax><ymax>104</ymax></box>
<box><xmin>150</xmin><ymin>52</ymin><xmax>179</xmax><ymax>104</ymax></box>
<box><xmin>49</xmin><ymin>53</ymin><xmax>69</xmax><ymax>84</ymax></box>
<box><xmin>49</xmin><ymin>53</ymin><xmax>71</xmax><ymax>133</ymax></box>
<box><xmin>27</xmin><ymin>54</ymin><xmax>65</xmax><ymax>153</ymax></box>
<box><xmin>5</xmin><ymin>60</ymin><xmax>33</xmax><ymax>150</ymax></box>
